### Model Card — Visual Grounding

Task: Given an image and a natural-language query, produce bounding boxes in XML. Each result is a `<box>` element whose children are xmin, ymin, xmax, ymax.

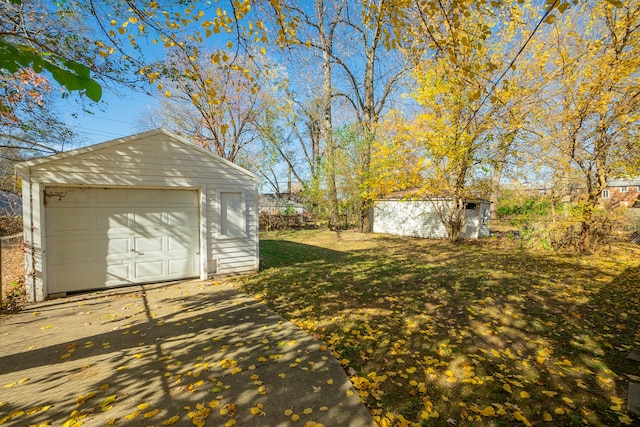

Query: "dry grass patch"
<box><xmin>240</xmin><ymin>230</ymin><xmax>640</xmax><ymax>426</ymax></box>
<box><xmin>0</xmin><ymin>236</ymin><xmax>25</xmax><ymax>311</ymax></box>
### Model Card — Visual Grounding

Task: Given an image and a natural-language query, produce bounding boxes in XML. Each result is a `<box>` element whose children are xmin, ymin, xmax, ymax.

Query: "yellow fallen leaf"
<box><xmin>250</xmin><ymin>406</ymin><xmax>262</xmax><ymax>415</ymax></box>
<box><xmin>554</xmin><ymin>408</ymin><xmax>565</xmax><ymax>415</ymax></box>
<box><xmin>144</xmin><ymin>409</ymin><xmax>159</xmax><ymax>418</ymax></box>
<box><xmin>619</xmin><ymin>414</ymin><xmax>634</xmax><ymax>425</ymax></box>
<box><xmin>107</xmin><ymin>418</ymin><xmax>118</xmax><ymax>426</ymax></box>
<box><xmin>208</xmin><ymin>400</ymin><xmax>220</xmax><ymax>408</ymax></box>
<box><xmin>543</xmin><ymin>412</ymin><xmax>553</xmax><ymax>422</ymax></box>
<box><xmin>503</xmin><ymin>383</ymin><xmax>512</xmax><ymax>393</ymax></box>
<box><xmin>225</xmin><ymin>420</ymin><xmax>236</xmax><ymax>427</ymax></box>
<box><xmin>124</xmin><ymin>411</ymin><xmax>139</xmax><ymax>420</ymax></box>
<box><xmin>303</xmin><ymin>408</ymin><xmax>313</xmax><ymax>415</ymax></box>
<box><xmin>319</xmin><ymin>406</ymin><xmax>328</xmax><ymax>411</ymax></box>
<box><xmin>162</xmin><ymin>415</ymin><xmax>180</xmax><ymax>425</ymax></box>
<box><xmin>611</xmin><ymin>396</ymin><xmax>625</xmax><ymax>405</ymax></box>
<box><xmin>513</xmin><ymin>411</ymin><xmax>531</xmax><ymax>426</ymax></box>
<box><xmin>541</xmin><ymin>390</ymin><xmax>557</xmax><ymax>397</ymax></box>
<box><xmin>562</xmin><ymin>397</ymin><xmax>573</xmax><ymax>404</ymax></box>
<box><xmin>137</xmin><ymin>403</ymin><xmax>150</xmax><ymax>410</ymax></box>
<box><xmin>291</xmin><ymin>414</ymin><xmax>300</xmax><ymax>421</ymax></box>
<box><xmin>327</xmin><ymin>379</ymin><xmax>334</xmax><ymax>385</ymax></box>
<box><xmin>284</xmin><ymin>409</ymin><xmax>293</xmax><ymax>416</ymax></box>
<box><xmin>99</xmin><ymin>395</ymin><xmax>117</xmax><ymax>408</ymax></box>
<box><xmin>520</xmin><ymin>391</ymin><xmax>530</xmax><ymax>399</ymax></box>
<box><xmin>480</xmin><ymin>406</ymin><xmax>495</xmax><ymax>416</ymax></box>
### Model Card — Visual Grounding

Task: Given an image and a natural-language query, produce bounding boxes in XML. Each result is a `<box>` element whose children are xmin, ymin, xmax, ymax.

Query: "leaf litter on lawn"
<box><xmin>240</xmin><ymin>230</ymin><xmax>640</xmax><ymax>426</ymax></box>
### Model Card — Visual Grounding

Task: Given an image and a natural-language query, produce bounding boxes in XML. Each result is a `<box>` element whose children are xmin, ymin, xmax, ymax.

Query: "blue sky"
<box><xmin>60</xmin><ymin>89</ymin><xmax>159</xmax><ymax>147</ymax></box>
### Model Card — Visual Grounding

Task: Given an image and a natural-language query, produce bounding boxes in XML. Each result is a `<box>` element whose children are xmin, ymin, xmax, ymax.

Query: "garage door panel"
<box><xmin>107</xmin><ymin>237</ymin><xmax>129</xmax><ymax>255</ymax></box>
<box><xmin>49</xmin><ymin>264</ymin><xmax>100</xmax><ymax>294</ymax></box>
<box><xmin>169</xmin><ymin>259</ymin><xmax>194</xmax><ymax>275</ymax></box>
<box><xmin>96</xmin><ymin>188</ymin><xmax>129</xmax><ymax>204</ymax></box>
<box><xmin>167</xmin><ymin>190</ymin><xmax>198</xmax><ymax>205</ymax></box>
<box><xmin>50</xmin><ymin>238</ymin><xmax>96</xmax><ymax>262</ymax></box>
<box><xmin>134</xmin><ymin>235</ymin><xmax>164</xmax><ymax>253</ymax></box>
<box><xmin>133</xmin><ymin>190</ymin><xmax>164</xmax><ymax>204</ymax></box>
<box><xmin>46</xmin><ymin>187</ymin><xmax>200</xmax><ymax>293</ymax></box>
<box><xmin>134</xmin><ymin>260</ymin><xmax>164</xmax><ymax>280</ymax></box>
<box><xmin>106</xmin><ymin>263</ymin><xmax>131</xmax><ymax>286</ymax></box>
<box><xmin>45</xmin><ymin>188</ymin><xmax>93</xmax><ymax>206</ymax></box>
<box><xmin>133</xmin><ymin>211</ymin><xmax>164</xmax><ymax>228</ymax></box>
<box><xmin>167</xmin><ymin>210</ymin><xmax>198</xmax><ymax>227</ymax></box>
<box><xmin>168</xmin><ymin>234</ymin><xmax>197</xmax><ymax>251</ymax></box>
<box><xmin>49</xmin><ymin>208</ymin><xmax>93</xmax><ymax>233</ymax></box>
<box><xmin>97</xmin><ymin>210</ymin><xmax>130</xmax><ymax>231</ymax></box>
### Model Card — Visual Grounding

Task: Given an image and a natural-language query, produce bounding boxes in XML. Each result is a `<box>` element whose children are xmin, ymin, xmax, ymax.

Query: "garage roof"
<box><xmin>16</xmin><ymin>128</ymin><xmax>260</xmax><ymax>181</ymax></box>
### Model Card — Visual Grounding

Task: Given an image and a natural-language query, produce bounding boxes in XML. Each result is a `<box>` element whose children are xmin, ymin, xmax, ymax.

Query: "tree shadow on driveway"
<box><xmin>0</xmin><ymin>280</ymin><xmax>372</xmax><ymax>426</ymax></box>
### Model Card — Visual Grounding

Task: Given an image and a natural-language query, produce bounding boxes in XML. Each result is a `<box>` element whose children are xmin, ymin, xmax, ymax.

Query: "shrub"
<box><xmin>0</xmin><ymin>215</ymin><xmax>22</xmax><ymax>236</ymax></box>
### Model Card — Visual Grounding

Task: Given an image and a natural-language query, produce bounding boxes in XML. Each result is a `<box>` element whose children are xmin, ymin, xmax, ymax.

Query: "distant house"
<box><xmin>259</xmin><ymin>193</ymin><xmax>306</xmax><ymax>215</ymax></box>
<box><xmin>372</xmin><ymin>196</ymin><xmax>490</xmax><ymax>239</ymax></box>
<box><xmin>602</xmin><ymin>178</ymin><xmax>640</xmax><ymax>208</ymax></box>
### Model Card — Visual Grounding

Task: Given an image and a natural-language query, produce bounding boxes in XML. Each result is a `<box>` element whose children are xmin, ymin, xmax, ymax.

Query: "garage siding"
<box><xmin>19</xmin><ymin>129</ymin><xmax>260</xmax><ymax>301</ymax></box>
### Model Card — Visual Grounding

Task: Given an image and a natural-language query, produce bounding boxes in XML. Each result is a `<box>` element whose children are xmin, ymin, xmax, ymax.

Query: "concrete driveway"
<box><xmin>0</xmin><ymin>280</ymin><xmax>373</xmax><ymax>426</ymax></box>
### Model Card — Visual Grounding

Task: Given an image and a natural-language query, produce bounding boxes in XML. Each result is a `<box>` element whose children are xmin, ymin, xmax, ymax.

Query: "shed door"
<box><xmin>45</xmin><ymin>187</ymin><xmax>199</xmax><ymax>294</ymax></box>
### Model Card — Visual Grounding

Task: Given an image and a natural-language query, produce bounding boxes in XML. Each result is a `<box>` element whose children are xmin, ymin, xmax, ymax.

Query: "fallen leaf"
<box><xmin>513</xmin><ymin>411</ymin><xmax>532</xmax><ymax>426</ymax></box>
<box><xmin>99</xmin><ymin>395</ymin><xmax>117</xmax><ymax>408</ymax></box>
<box><xmin>144</xmin><ymin>409</ymin><xmax>159</xmax><ymax>418</ymax></box>
<box><xmin>619</xmin><ymin>414</ymin><xmax>634</xmax><ymax>425</ymax></box>
<box><xmin>124</xmin><ymin>411</ymin><xmax>139</xmax><ymax>420</ymax></box>
<box><xmin>480</xmin><ymin>406</ymin><xmax>495</xmax><ymax>416</ymax></box>
<box><xmin>162</xmin><ymin>415</ymin><xmax>180</xmax><ymax>425</ymax></box>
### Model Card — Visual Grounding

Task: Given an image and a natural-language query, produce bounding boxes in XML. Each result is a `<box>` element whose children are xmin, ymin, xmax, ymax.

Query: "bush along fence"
<box><xmin>259</xmin><ymin>213</ymin><xmax>317</xmax><ymax>231</ymax></box>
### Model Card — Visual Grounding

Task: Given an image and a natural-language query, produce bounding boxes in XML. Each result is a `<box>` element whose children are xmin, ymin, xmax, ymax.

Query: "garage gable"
<box><xmin>19</xmin><ymin>128</ymin><xmax>259</xmax><ymax>185</ymax></box>
<box><xmin>18</xmin><ymin>129</ymin><xmax>260</xmax><ymax>302</ymax></box>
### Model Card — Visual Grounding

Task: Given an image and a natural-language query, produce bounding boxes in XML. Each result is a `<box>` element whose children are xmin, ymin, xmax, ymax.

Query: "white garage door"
<box><xmin>44</xmin><ymin>187</ymin><xmax>200</xmax><ymax>294</ymax></box>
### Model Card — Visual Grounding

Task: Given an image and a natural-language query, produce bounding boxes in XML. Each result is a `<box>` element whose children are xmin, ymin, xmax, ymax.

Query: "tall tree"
<box><xmin>139</xmin><ymin>52</ymin><xmax>277</xmax><ymax>163</ymax></box>
<box><xmin>540</xmin><ymin>2</ymin><xmax>640</xmax><ymax>253</ymax></box>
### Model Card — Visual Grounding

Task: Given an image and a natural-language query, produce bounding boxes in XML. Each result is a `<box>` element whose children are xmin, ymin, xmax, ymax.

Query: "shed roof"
<box><xmin>607</xmin><ymin>177</ymin><xmax>640</xmax><ymax>187</ymax></box>
<box><xmin>377</xmin><ymin>189</ymin><xmax>489</xmax><ymax>203</ymax></box>
<box><xmin>16</xmin><ymin>128</ymin><xmax>260</xmax><ymax>181</ymax></box>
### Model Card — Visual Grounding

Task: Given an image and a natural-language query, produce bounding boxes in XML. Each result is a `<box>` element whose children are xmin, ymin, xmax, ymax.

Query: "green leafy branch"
<box><xmin>0</xmin><ymin>40</ymin><xmax>102</xmax><ymax>102</ymax></box>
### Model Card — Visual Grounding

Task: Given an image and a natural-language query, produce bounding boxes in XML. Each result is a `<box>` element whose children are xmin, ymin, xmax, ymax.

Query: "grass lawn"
<box><xmin>239</xmin><ymin>230</ymin><xmax>640</xmax><ymax>426</ymax></box>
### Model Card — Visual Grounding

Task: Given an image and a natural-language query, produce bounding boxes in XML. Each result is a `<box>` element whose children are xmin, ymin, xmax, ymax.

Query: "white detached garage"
<box><xmin>17</xmin><ymin>129</ymin><xmax>260</xmax><ymax>302</ymax></box>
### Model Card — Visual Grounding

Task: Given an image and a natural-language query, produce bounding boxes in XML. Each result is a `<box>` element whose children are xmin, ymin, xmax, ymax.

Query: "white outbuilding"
<box><xmin>17</xmin><ymin>129</ymin><xmax>260</xmax><ymax>302</ymax></box>
<box><xmin>372</xmin><ymin>197</ymin><xmax>490</xmax><ymax>239</ymax></box>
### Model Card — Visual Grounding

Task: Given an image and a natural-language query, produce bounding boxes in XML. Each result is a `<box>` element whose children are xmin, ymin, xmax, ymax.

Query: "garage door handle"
<box><xmin>130</xmin><ymin>249</ymin><xmax>144</xmax><ymax>255</ymax></box>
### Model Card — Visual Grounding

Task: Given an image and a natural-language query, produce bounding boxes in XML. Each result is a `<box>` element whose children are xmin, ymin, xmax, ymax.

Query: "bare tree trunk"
<box><xmin>489</xmin><ymin>132</ymin><xmax>516</xmax><ymax>220</ymax></box>
<box><xmin>317</xmin><ymin>0</ymin><xmax>339</xmax><ymax>230</ymax></box>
